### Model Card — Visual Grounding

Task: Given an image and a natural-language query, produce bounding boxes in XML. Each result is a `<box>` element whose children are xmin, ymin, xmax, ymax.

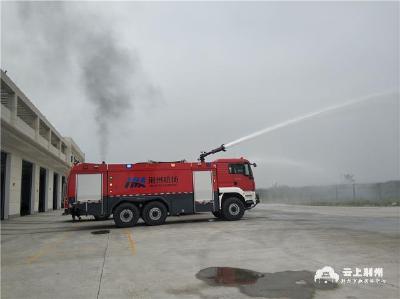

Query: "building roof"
<box><xmin>1</xmin><ymin>69</ymin><xmax>85</xmax><ymax>167</ymax></box>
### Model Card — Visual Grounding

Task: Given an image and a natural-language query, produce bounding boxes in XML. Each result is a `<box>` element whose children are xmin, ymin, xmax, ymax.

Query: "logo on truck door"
<box><xmin>148</xmin><ymin>176</ymin><xmax>179</xmax><ymax>185</ymax></box>
<box><xmin>125</xmin><ymin>177</ymin><xmax>146</xmax><ymax>188</ymax></box>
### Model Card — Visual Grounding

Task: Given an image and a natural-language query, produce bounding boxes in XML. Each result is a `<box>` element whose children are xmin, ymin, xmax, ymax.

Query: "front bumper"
<box><xmin>245</xmin><ymin>193</ymin><xmax>260</xmax><ymax>209</ymax></box>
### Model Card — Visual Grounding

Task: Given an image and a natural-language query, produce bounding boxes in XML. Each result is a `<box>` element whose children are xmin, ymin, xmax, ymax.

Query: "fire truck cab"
<box><xmin>64</xmin><ymin>158</ymin><xmax>259</xmax><ymax>227</ymax></box>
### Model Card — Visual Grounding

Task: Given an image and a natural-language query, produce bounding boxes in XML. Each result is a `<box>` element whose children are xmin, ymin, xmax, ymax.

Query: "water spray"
<box><xmin>198</xmin><ymin>90</ymin><xmax>395</xmax><ymax>161</ymax></box>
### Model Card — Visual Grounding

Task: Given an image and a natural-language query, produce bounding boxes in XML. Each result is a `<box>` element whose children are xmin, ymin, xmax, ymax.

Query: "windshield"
<box><xmin>244</xmin><ymin>163</ymin><xmax>253</xmax><ymax>178</ymax></box>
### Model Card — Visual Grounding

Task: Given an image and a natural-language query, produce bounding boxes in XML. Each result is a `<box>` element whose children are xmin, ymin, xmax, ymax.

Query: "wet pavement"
<box><xmin>1</xmin><ymin>204</ymin><xmax>399</xmax><ymax>298</ymax></box>
<box><xmin>196</xmin><ymin>267</ymin><xmax>338</xmax><ymax>299</ymax></box>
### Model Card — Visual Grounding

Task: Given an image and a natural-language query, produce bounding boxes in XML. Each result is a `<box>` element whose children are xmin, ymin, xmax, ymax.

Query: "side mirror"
<box><xmin>251</xmin><ymin>163</ymin><xmax>257</xmax><ymax>167</ymax></box>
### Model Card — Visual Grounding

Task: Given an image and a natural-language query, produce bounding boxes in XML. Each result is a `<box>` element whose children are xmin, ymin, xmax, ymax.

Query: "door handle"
<box><xmin>234</xmin><ymin>181</ymin><xmax>238</xmax><ymax>186</ymax></box>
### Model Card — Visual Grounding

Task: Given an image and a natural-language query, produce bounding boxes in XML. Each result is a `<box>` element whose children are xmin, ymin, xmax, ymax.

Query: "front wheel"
<box><xmin>221</xmin><ymin>197</ymin><xmax>245</xmax><ymax>221</ymax></box>
<box><xmin>113</xmin><ymin>203</ymin><xmax>140</xmax><ymax>228</ymax></box>
<box><xmin>142</xmin><ymin>201</ymin><xmax>167</xmax><ymax>226</ymax></box>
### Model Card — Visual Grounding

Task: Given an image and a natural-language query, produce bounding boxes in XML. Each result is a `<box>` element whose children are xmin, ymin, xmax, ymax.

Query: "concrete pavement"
<box><xmin>1</xmin><ymin>204</ymin><xmax>399</xmax><ymax>299</ymax></box>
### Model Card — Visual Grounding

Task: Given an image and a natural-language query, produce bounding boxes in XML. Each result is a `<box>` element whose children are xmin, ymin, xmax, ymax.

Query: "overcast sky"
<box><xmin>1</xmin><ymin>1</ymin><xmax>398</xmax><ymax>187</ymax></box>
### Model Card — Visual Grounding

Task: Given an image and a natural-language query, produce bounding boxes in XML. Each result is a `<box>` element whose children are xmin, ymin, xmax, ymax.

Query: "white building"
<box><xmin>1</xmin><ymin>70</ymin><xmax>85</xmax><ymax>219</ymax></box>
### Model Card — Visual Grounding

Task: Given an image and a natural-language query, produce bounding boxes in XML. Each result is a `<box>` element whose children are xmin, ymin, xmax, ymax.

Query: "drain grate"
<box><xmin>91</xmin><ymin>230</ymin><xmax>110</xmax><ymax>235</ymax></box>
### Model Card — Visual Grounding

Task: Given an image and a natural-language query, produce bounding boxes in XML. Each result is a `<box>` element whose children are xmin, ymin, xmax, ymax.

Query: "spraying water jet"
<box><xmin>225</xmin><ymin>91</ymin><xmax>394</xmax><ymax>148</ymax></box>
<box><xmin>198</xmin><ymin>90</ymin><xmax>395</xmax><ymax>161</ymax></box>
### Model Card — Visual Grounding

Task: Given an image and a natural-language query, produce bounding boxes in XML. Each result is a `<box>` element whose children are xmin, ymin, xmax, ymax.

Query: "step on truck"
<box><xmin>64</xmin><ymin>155</ymin><xmax>259</xmax><ymax>227</ymax></box>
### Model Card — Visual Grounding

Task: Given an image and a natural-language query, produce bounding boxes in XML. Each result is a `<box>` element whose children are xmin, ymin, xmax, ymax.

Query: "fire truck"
<box><xmin>64</xmin><ymin>145</ymin><xmax>259</xmax><ymax>227</ymax></box>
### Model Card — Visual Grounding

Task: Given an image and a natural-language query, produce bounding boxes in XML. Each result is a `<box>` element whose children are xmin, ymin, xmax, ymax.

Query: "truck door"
<box><xmin>193</xmin><ymin>171</ymin><xmax>214</xmax><ymax>212</ymax></box>
<box><xmin>227</xmin><ymin>163</ymin><xmax>254</xmax><ymax>191</ymax></box>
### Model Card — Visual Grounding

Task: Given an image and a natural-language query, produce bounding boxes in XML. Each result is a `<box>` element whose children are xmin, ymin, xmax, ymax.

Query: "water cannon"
<box><xmin>199</xmin><ymin>144</ymin><xmax>226</xmax><ymax>162</ymax></box>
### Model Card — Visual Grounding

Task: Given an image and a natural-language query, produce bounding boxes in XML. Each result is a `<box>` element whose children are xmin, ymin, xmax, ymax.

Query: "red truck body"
<box><xmin>64</xmin><ymin>158</ymin><xmax>259</xmax><ymax>227</ymax></box>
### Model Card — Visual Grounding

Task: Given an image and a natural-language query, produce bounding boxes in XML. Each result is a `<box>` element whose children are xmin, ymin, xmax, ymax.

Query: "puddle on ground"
<box><xmin>91</xmin><ymin>230</ymin><xmax>110</xmax><ymax>235</ymax></box>
<box><xmin>196</xmin><ymin>267</ymin><xmax>338</xmax><ymax>299</ymax></box>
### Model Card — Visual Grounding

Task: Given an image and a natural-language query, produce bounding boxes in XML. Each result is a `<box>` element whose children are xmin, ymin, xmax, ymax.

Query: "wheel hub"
<box><xmin>149</xmin><ymin>207</ymin><xmax>162</xmax><ymax>221</ymax></box>
<box><xmin>120</xmin><ymin>209</ymin><xmax>133</xmax><ymax>222</ymax></box>
<box><xmin>229</xmin><ymin>203</ymin><xmax>240</xmax><ymax>216</ymax></box>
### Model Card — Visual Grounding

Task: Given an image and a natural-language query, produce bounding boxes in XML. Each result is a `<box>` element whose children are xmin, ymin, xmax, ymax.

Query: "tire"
<box><xmin>113</xmin><ymin>203</ymin><xmax>140</xmax><ymax>228</ymax></box>
<box><xmin>141</xmin><ymin>201</ymin><xmax>167</xmax><ymax>226</ymax></box>
<box><xmin>212</xmin><ymin>211</ymin><xmax>222</xmax><ymax>218</ymax></box>
<box><xmin>94</xmin><ymin>214</ymin><xmax>110</xmax><ymax>221</ymax></box>
<box><xmin>221</xmin><ymin>197</ymin><xmax>245</xmax><ymax>221</ymax></box>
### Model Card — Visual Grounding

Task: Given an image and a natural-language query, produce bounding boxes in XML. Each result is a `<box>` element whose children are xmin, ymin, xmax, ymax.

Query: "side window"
<box><xmin>228</xmin><ymin>164</ymin><xmax>245</xmax><ymax>175</ymax></box>
<box><xmin>229</xmin><ymin>163</ymin><xmax>253</xmax><ymax>177</ymax></box>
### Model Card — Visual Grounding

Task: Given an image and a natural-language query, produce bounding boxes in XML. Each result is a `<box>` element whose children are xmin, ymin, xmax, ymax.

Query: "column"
<box><xmin>7</xmin><ymin>153</ymin><xmax>22</xmax><ymax>216</ymax></box>
<box><xmin>46</xmin><ymin>169</ymin><xmax>54</xmax><ymax>211</ymax></box>
<box><xmin>31</xmin><ymin>163</ymin><xmax>39</xmax><ymax>213</ymax></box>
<box><xmin>57</xmin><ymin>174</ymin><xmax>63</xmax><ymax>209</ymax></box>
<box><xmin>3</xmin><ymin>153</ymin><xmax>11</xmax><ymax>219</ymax></box>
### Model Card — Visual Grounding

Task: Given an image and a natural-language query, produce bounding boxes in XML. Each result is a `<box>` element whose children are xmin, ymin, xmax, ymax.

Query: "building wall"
<box><xmin>2</xmin><ymin>145</ymin><xmax>66</xmax><ymax>217</ymax></box>
<box><xmin>1</xmin><ymin>70</ymin><xmax>84</xmax><ymax>219</ymax></box>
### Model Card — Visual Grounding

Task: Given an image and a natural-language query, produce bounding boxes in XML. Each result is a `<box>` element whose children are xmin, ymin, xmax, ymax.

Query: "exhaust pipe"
<box><xmin>199</xmin><ymin>144</ymin><xmax>226</xmax><ymax>162</ymax></box>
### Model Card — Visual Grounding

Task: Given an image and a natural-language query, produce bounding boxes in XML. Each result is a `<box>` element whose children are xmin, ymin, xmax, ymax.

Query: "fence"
<box><xmin>258</xmin><ymin>180</ymin><xmax>400</xmax><ymax>205</ymax></box>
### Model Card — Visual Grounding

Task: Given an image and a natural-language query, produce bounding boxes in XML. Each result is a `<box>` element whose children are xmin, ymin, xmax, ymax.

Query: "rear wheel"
<box><xmin>113</xmin><ymin>203</ymin><xmax>140</xmax><ymax>228</ymax></box>
<box><xmin>221</xmin><ymin>197</ymin><xmax>245</xmax><ymax>221</ymax></box>
<box><xmin>142</xmin><ymin>201</ymin><xmax>167</xmax><ymax>226</ymax></box>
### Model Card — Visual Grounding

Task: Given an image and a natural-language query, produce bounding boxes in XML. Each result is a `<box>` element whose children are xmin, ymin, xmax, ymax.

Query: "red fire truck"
<box><xmin>64</xmin><ymin>147</ymin><xmax>259</xmax><ymax>227</ymax></box>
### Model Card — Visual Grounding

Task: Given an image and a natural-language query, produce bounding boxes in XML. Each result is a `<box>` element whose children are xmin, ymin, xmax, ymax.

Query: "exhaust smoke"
<box><xmin>80</xmin><ymin>34</ymin><xmax>140</xmax><ymax>161</ymax></box>
<box><xmin>15</xmin><ymin>2</ymin><xmax>160</xmax><ymax>161</ymax></box>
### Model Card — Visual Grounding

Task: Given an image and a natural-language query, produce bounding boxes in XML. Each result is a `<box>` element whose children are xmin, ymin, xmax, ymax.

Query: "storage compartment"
<box><xmin>193</xmin><ymin>171</ymin><xmax>214</xmax><ymax>212</ymax></box>
<box><xmin>76</xmin><ymin>174</ymin><xmax>102</xmax><ymax>202</ymax></box>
